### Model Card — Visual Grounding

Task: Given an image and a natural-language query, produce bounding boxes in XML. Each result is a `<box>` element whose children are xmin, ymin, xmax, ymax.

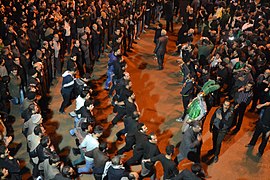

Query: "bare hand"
<box><xmin>216</xmin><ymin>112</ymin><xmax>222</xmax><ymax>120</ymax></box>
<box><xmin>197</xmin><ymin>134</ymin><xmax>202</xmax><ymax>141</ymax></box>
<box><xmin>256</xmin><ymin>104</ymin><xmax>263</xmax><ymax>109</ymax></box>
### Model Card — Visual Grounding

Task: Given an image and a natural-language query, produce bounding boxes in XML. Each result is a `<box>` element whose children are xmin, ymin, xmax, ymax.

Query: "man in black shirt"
<box><xmin>125</xmin><ymin>123</ymin><xmax>149</xmax><ymax>167</ymax></box>
<box><xmin>117</xmin><ymin>112</ymin><xmax>139</xmax><ymax>154</ymax></box>
<box><xmin>140</xmin><ymin>133</ymin><xmax>160</xmax><ymax>179</ymax></box>
<box><xmin>112</xmin><ymin>90</ymin><xmax>137</xmax><ymax>126</ymax></box>
<box><xmin>246</xmin><ymin>102</ymin><xmax>270</xmax><ymax>157</ymax></box>
<box><xmin>143</xmin><ymin>145</ymin><xmax>179</xmax><ymax>179</ymax></box>
<box><xmin>209</xmin><ymin>99</ymin><xmax>234</xmax><ymax>163</ymax></box>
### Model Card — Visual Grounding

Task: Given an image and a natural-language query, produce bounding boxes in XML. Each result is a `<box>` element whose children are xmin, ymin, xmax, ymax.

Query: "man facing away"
<box><xmin>154</xmin><ymin>29</ymin><xmax>168</xmax><ymax>70</ymax></box>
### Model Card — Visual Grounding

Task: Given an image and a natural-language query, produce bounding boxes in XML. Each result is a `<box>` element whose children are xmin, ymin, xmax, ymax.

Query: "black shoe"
<box><xmin>207</xmin><ymin>149</ymin><xmax>215</xmax><ymax>155</ymax></box>
<box><xmin>245</xmin><ymin>144</ymin><xmax>254</xmax><ymax>148</ymax></box>
<box><xmin>59</xmin><ymin>110</ymin><xmax>66</xmax><ymax>114</ymax></box>
<box><xmin>213</xmin><ymin>156</ymin><xmax>219</xmax><ymax>163</ymax></box>
<box><xmin>123</xmin><ymin>53</ymin><xmax>129</xmax><ymax>57</ymax></box>
<box><xmin>127</xmin><ymin>49</ymin><xmax>133</xmax><ymax>52</ymax></box>
<box><xmin>133</xmin><ymin>41</ymin><xmax>137</xmax><ymax>44</ymax></box>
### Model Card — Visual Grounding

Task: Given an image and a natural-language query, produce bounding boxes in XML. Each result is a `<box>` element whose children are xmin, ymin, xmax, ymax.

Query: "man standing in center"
<box><xmin>154</xmin><ymin>29</ymin><xmax>168</xmax><ymax>70</ymax></box>
<box><xmin>209</xmin><ymin>99</ymin><xmax>234</xmax><ymax>163</ymax></box>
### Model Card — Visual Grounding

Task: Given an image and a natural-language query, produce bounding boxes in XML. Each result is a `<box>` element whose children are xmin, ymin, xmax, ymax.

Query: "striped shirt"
<box><xmin>235</xmin><ymin>90</ymin><xmax>253</xmax><ymax>105</ymax></box>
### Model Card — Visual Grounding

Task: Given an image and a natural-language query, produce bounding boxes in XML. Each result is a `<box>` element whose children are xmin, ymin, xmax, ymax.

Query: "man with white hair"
<box><xmin>154</xmin><ymin>29</ymin><xmax>168</xmax><ymax>70</ymax></box>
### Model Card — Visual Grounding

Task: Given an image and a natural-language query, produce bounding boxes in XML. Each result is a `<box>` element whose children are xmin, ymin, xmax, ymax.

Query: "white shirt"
<box><xmin>79</xmin><ymin>134</ymin><xmax>99</xmax><ymax>161</ymax></box>
<box><xmin>75</xmin><ymin>95</ymin><xmax>85</xmax><ymax>111</ymax></box>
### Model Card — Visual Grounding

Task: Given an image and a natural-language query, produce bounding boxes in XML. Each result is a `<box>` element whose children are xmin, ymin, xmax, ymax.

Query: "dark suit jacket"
<box><xmin>154</xmin><ymin>35</ymin><xmax>168</xmax><ymax>55</ymax></box>
<box><xmin>179</xmin><ymin>128</ymin><xmax>201</xmax><ymax>158</ymax></box>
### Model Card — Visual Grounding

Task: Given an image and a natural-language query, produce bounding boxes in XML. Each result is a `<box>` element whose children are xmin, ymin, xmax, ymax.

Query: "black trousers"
<box><xmin>232</xmin><ymin>103</ymin><xmax>247</xmax><ymax>131</ymax></box>
<box><xmin>249</xmin><ymin>122</ymin><xmax>270</xmax><ymax>155</ymax></box>
<box><xmin>212</xmin><ymin>126</ymin><xmax>227</xmax><ymax>156</ymax></box>
<box><xmin>157</xmin><ymin>54</ymin><xmax>164</xmax><ymax>68</ymax></box>
<box><xmin>111</xmin><ymin>106</ymin><xmax>126</xmax><ymax>125</ymax></box>
<box><xmin>59</xmin><ymin>90</ymin><xmax>72</xmax><ymax>112</ymax></box>
<box><xmin>181</xmin><ymin>95</ymin><xmax>192</xmax><ymax>118</ymax></box>
<box><xmin>125</xmin><ymin>147</ymin><xmax>143</xmax><ymax>166</ymax></box>
<box><xmin>166</xmin><ymin>18</ymin><xmax>173</xmax><ymax>32</ymax></box>
<box><xmin>117</xmin><ymin>135</ymin><xmax>135</xmax><ymax>155</ymax></box>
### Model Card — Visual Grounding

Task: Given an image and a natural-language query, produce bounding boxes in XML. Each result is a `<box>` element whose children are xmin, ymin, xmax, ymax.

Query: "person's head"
<box><xmin>61</xmin><ymin>165</ymin><xmax>75</xmax><ymax>178</ymax></box>
<box><xmin>80</xmin><ymin>90</ymin><xmax>90</xmax><ymax>99</ymax></box>
<box><xmin>132</xmin><ymin>111</ymin><xmax>140</xmax><ymax>120</ymax></box>
<box><xmin>111</xmin><ymin>155</ymin><xmax>121</xmax><ymax>165</ymax></box>
<box><xmin>148</xmin><ymin>133</ymin><xmax>157</xmax><ymax>144</ymax></box>
<box><xmin>124</xmin><ymin>79</ymin><xmax>132</xmax><ymax>89</ymax></box>
<box><xmin>92</xmin><ymin>23</ymin><xmax>98</xmax><ymax>31</ymax></box>
<box><xmin>264</xmin><ymin>69</ymin><xmax>270</xmax><ymax>77</ymax></box>
<box><xmin>222</xmin><ymin>99</ymin><xmax>231</xmax><ymax>112</ymax></box>
<box><xmin>99</xmin><ymin>142</ymin><xmax>108</xmax><ymax>152</ymax></box>
<box><xmin>53</xmin><ymin>34</ymin><xmax>59</xmax><ymax>41</ymax></box>
<box><xmin>115</xmin><ymin>29</ymin><xmax>121</xmax><ymax>35</ymax></box>
<box><xmin>126</xmin><ymin>90</ymin><xmax>135</xmax><ymax>100</ymax></box>
<box><xmin>93</xmin><ymin>125</ymin><xmax>104</xmax><ymax>137</ymax></box>
<box><xmin>34</xmin><ymin>124</ymin><xmax>46</xmax><ymax>136</ymax></box>
<box><xmin>191</xmin><ymin>121</ymin><xmax>202</xmax><ymax>132</ymax></box>
<box><xmin>119</xmin><ymin>18</ymin><xmax>124</xmax><ymax>24</ymax></box>
<box><xmin>137</xmin><ymin>123</ymin><xmax>148</xmax><ymax>133</ymax></box>
<box><xmin>116</xmin><ymin>37</ymin><xmax>122</xmax><ymax>43</ymax></box>
<box><xmin>10</xmin><ymin>67</ymin><xmax>18</xmax><ymax>76</ymax></box>
<box><xmin>191</xmin><ymin>163</ymin><xmax>204</xmax><ymax>177</ymax></box>
<box><xmin>245</xmin><ymin>82</ymin><xmax>254</xmax><ymax>91</ymax></box>
<box><xmin>31</xmin><ymin>114</ymin><xmax>43</xmax><ymax>124</ymax></box>
<box><xmin>114</xmin><ymin>48</ymin><xmax>121</xmax><ymax>56</ymax></box>
<box><xmin>161</xmin><ymin>29</ymin><xmax>167</xmax><ymax>36</ymax></box>
<box><xmin>81</xmin><ymin>122</ymin><xmax>90</xmax><ymax>132</ymax></box>
<box><xmin>74</xmin><ymin>40</ymin><xmax>80</xmax><ymax>47</ymax></box>
<box><xmin>49</xmin><ymin>154</ymin><xmax>61</xmax><ymax>166</ymax></box>
<box><xmin>40</xmin><ymin>136</ymin><xmax>50</xmax><ymax>147</ymax></box>
<box><xmin>165</xmin><ymin>145</ymin><xmax>174</xmax><ymax>155</ymax></box>
<box><xmin>85</xmin><ymin>99</ymin><xmax>94</xmax><ymax>111</ymax></box>
<box><xmin>123</xmin><ymin>72</ymin><xmax>130</xmax><ymax>80</ymax></box>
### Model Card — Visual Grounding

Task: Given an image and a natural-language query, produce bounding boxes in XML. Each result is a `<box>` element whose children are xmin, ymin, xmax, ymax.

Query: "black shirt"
<box><xmin>125</xmin><ymin>99</ymin><xmax>137</xmax><ymax>117</ymax></box>
<box><xmin>150</xmin><ymin>154</ymin><xmax>178</xmax><ymax>179</ymax></box>
<box><xmin>141</xmin><ymin>141</ymin><xmax>160</xmax><ymax>169</ymax></box>
<box><xmin>124</xmin><ymin>116</ymin><xmax>139</xmax><ymax>136</ymax></box>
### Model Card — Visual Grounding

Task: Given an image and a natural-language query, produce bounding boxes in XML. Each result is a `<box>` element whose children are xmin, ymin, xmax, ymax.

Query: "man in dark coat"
<box><xmin>163</xmin><ymin>0</ymin><xmax>174</xmax><ymax>32</ymax></box>
<box><xmin>176</xmin><ymin>121</ymin><xmax>202</xmax><ymax>164</ymax></box>
<box><xmin>246</xmin><ymin>101</ymin><xmax>270</xmax><ymax>157</ymax></box>
<box><xmin>209</xmin><ymin>99</ymin><xmax>234</xmax><ymax>163</ymax></box>
<box><xmin>154</xmin><ymin>29</ymin><xmax>168</xmax><ymax>70</ymax></box>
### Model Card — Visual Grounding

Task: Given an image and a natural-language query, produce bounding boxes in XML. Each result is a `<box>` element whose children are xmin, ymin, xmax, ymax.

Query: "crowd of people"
<box><xmin>175</xmin><ymin>0</ymin><xmax>270</xmax><ymax>166</ymax></box>
<box><xmin>0</xmin><ymin>0</ymin><xmax>269</xmax><ymax>179</ymax></box>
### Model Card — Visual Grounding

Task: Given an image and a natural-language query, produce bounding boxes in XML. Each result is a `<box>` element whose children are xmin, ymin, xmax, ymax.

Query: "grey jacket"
<box><xmin>154</xmin><ymin>35</ymin><xmax>168</xmax><ymax>55</ymax></box>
